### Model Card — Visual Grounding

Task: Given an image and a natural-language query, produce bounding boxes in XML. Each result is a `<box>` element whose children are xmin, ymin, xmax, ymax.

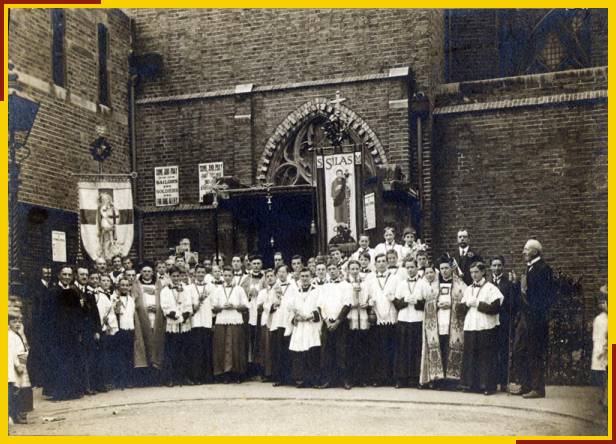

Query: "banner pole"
<box><xmin>76</xmin><ymin>183</ymin><xmax>83</xmax><ymax>262</ymax></box>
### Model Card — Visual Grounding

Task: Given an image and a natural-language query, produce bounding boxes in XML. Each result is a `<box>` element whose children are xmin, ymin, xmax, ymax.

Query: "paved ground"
<box><xmin>9</xmin><ymin>383</ymin><xmax>609</xmax><ymax>436</ymax></box>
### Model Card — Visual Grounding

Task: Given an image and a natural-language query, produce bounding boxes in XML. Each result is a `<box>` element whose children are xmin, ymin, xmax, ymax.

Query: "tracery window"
<box><xmin>499</xmin><ymin>9</ymin><xmax>592</xmax><ymax>77</ymax></box>
<box><xmin>268</xmin><ymin>115</ymin><xmax>376</xmax><ymax>186</ymax></box>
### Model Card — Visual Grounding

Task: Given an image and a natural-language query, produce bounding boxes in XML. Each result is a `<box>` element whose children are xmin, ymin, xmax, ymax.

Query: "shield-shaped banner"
<box><xmin>78</xmin><ymin>179</ymin><xmax>134</xmax><ymax>261</ymax></box>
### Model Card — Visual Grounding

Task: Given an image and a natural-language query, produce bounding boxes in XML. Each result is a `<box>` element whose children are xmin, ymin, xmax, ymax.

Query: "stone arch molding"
<box><xmin>258</xmin><ymin>98</ymin><xmax>388</xmax><ymax>178</ymax></box>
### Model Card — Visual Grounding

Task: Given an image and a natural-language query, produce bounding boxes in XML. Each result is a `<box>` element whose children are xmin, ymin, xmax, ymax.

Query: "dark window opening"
<box><xmin>98</xmin><ymin>23</ymin><xmax>110</xmax><ymax>106</ymax></box>
<box><xmin>51</xmin><ymin>9</ymin><xmax>66</xmax><ymax>87</ymax></box>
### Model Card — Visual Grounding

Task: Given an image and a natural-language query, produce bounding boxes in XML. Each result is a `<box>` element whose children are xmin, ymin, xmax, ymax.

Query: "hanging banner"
<box><xmin>323</xmin><ymin>152</ymin><xmax>358</xmax><ymax>246</ymax></box>
<box><xmin>155</xmin><ymin>165</ymin><xmax>179</xmax><ymax>206</ymax></box>
<box><xmin>78</xmin><ymin>178</ymin><xmax>134</xmax><ymax>261</ymax></box>
<box><xmin>198</xmin><ymin>162</ymin><xmax>224</xmax><ymax>201</ymax></box>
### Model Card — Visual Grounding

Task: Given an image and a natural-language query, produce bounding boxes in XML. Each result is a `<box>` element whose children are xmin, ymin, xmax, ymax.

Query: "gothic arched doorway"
<box><xmin>255</xmin><ymin>98</ymin><xmax>387</xmax><ymax>261</ymax></box>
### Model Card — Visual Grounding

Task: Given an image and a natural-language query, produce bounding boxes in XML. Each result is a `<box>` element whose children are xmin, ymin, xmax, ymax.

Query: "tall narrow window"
<box><xmin>51</xmin><ymin>9</ymin><xmax>66</xmax><ymax>87</ymax></box>
<box><xmin>98</xmin><ymin>23</ymin><xmax>110</xmax><ymax>106</ymax></box>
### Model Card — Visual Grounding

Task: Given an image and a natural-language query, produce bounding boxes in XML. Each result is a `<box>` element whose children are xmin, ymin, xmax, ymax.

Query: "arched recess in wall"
<box><xmin>258</xmin><ymin>98</ymin><xmax>388</xmax><ymax>186</ymax></box>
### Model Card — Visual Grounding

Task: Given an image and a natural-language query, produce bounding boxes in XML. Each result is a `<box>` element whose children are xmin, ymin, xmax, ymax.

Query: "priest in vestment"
<box><xmin>419</xmin><ymin>256</ymin><xmax>466</xmax><ymax>389</ymax></box>
<box><xmin>131</xmin><ymin>263</ymin><xmax>164</xmax><ymax>386</ymax></box>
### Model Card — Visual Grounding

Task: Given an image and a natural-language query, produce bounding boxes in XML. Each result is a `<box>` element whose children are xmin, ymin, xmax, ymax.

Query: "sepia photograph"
<box><xmin>6</xmin><ymin>7</ymin><xmax>609</xmax><ymax>436</ymax></box>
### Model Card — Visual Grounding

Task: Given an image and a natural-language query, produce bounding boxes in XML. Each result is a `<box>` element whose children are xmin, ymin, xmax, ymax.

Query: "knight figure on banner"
<box><xmin>79</xmin><ymin>179</ymin><xmax>134</xmax><ymax>261</ymax></box>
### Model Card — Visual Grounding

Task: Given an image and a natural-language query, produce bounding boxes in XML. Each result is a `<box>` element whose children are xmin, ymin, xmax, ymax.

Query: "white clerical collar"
<box><xmin>527</xmin><ymin>256</ymin><xmax>541</xmax><ymax>267</ymax></box>
<box><xmin>472</xmin><ymin>278</ymin><xmax>486</xmax><ymax>288</ymax></box>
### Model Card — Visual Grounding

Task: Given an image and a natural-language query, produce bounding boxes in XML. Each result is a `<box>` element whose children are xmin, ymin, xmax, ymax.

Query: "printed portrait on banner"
<box><xmin>323</xmin><ymin>153</ymin><xmax>357</xmax><ymax>246</ymax></box>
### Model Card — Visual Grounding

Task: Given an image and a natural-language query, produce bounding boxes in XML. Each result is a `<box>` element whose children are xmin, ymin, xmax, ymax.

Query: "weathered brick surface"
<box><xmin>435</xmin><ymin>67</ymin><xmax>608</xmax><ymax>107</ymax></box>
<box><xmin>135</xmin><ymin>80</ymin><xmax>412</xmax><ymax>208</ymax></box>
<box><xmin>9</xmin><ymin>8</ymin><xmax>131</xmax><ymax>279</ymax></box>
<box><xmin>126</xmin><ymin>9</ymin><xmax>440</xmax><ymax>96</ymax></box>
<box><xmin>445</xmin><ymin>9</ymin><xmax>500</xmax><ymax>82</ymax></box>
<box><xmin>445</xmin><ymin>9</ymin><xmax>608</xmax><ymax>83</ymax></box>
<box><xmin>140</xmin><ymin>210</ymin><xmax>245</xmax><ymax>263</ymax></box>
<box><xmin>432</xmin><ymin>100</ymin><xmax>607</xmax><ymax>312</ymax></box>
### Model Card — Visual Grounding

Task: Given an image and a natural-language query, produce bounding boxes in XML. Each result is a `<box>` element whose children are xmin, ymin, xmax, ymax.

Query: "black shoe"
<box><xmin>344</xmin><ymin>382</ymin><xmax>352</xmax><ymax>390</ymax></box>
<box><xmin>318</xmin><ymin>382</ymin><xmax>331</xmax><ymax>389</ymax></box>
<box><xmin>272</xmin><ymin>381</ymin><xmax>282</xmax><ymax>387</ymax></box>
<box><xmin>484</xmin><ymin>390</ymin><xmax>496</xmax><ymax>396</ymax></box>
<box><xmin>185</xmin><ymin>379</ymin><xmax>195</xmax><ymax>386</ymax></box>
<box><xmin>13</xmin><ymin>416</ymin><xmax>28</xmax><ymax>424</ymax></box>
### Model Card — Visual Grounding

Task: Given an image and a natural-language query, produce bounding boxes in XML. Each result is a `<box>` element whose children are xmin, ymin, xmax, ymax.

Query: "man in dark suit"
<box><xmin>453</xmin><ymin>229</ymin><xmax>482</xmax><ymax>285</ymax></box>
<box><xmin>27</xmin><ymin>266</ymin><xmax>53</xmax><ymax>389</ymax></box>
<box><xmin>489</xmin><ymin>255</ymin><xmax>520</xmax><ymax>391</ymax></box>
<box><xmin>73</xmin><ymin>266</ymin><xmax>103</xmax><ymax>395</ymax></box>
<box><xmin>511</xmin><ymin>239</ymin><xmax>553</xmax><ymax>399</ymax></box>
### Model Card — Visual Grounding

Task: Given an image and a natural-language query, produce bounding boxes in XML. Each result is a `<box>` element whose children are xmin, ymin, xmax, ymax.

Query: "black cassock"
<box><xmin>513</xmin><ymin>259</ymin><xmax>553</xmax><ymax>396</ymax></box>
<box><xmin>28</xmin><ymin>279</ymin><xmax>51</xmax><ymax>390</ymax></box>
<box><xmin>459</xmin><ymin>299</ymin><xmax>501</xmax><ymax>392</ymax></box>
<box><xmin>491</xmin><ymin>274</ymin><xmax>520</xmax><ymax>387</ymax></box>
<box><xmin>52</xmin><ymin>285</ymin><xmax>89</xmax><ymax>399</ymax></box>
<box><xmin>393</xmin><ymin>299</ymin><xmax>425</xmax><ymax>384</ymax></box>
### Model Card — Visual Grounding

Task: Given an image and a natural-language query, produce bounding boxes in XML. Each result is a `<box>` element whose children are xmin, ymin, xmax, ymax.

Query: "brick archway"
<box><xmin>258</xmin><ymin>98</ymin><xmax>388</xmax><ymax>178</ymax></box>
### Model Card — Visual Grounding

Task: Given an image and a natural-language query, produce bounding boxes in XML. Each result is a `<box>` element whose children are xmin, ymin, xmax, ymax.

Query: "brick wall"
<box><xmin>8</xmin><ymin>9</ymin><xmax>132</xmax><ymax>280</ymax></box>
<box><xmin>127</xmin><ymin>9</ymin><xmax>439</xmax><ymax>96</ymax></box>
<box><xmin>446</xmin><ymin>9</ymin><xmax>499</xmax><ymax>82</ymax></box>
<box><xmin>446</xmin><ymin>9</ymin><xmax>608</xmax><ymax>82</ymax></box>
<box><xmin>140</xmin><ymin>210</ymin><xmax>245</xmax><ymax>262</ymax></box>
<box><xmin>135</xmin><ymin>80</ymin><xmax>414</xmax><ymax>259</ymax></box>
<box><xmin>432</xmin><ymin>72</ymin><xmax>607</xmax><ymax>311</ymax></box>
<box><xmin>128</xmin><ymin>9</ymin><xmax>446</xmax><ymax>259</ymax></box>
<box><xmin>9</xmin><ymin>8</ymin><xmax>131</xmax><ymax>211</ymax></box>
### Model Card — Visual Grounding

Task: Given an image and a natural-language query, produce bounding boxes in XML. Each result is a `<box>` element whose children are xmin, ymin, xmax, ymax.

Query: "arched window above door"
<box><xmin>259</xmin><ymin>98</ymin><xmax>387</xmax><ymax>186</ymax></box>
